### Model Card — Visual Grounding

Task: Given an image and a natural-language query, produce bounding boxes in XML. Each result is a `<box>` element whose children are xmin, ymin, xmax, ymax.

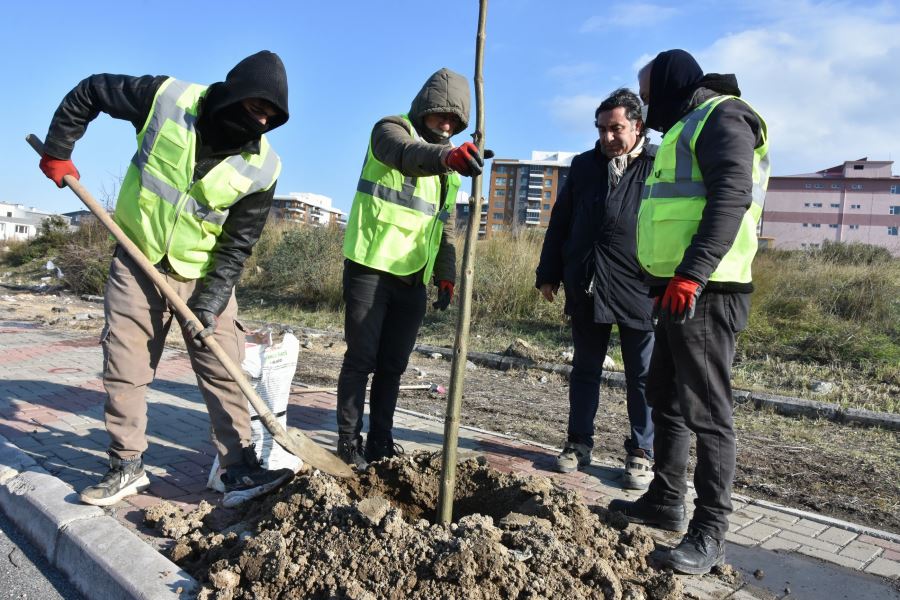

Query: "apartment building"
<box><xmin>271</xmin><ymin>192</ymin><xmax>346</xmax><ymax>228</ymax></box>
<box><xmin>482</xmin><ymin>151</ymin><xmax>576</xmax><ymax>238</ymax></box>
<box><xmin>761</xmin><ymin>158</ymin><xmax>900</xmax><ymax>255</ymax></box>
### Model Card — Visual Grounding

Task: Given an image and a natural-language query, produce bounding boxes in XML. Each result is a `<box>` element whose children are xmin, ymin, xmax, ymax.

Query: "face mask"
<box><xmin>216</xmin><ymin>103</ymin><xmax>267</xmax><ymax>145</ymax></box>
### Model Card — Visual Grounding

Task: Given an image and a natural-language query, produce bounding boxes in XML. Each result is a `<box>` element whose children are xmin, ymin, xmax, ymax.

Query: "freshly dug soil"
<box><xmin>146</xmin><ymin>453</ymin><xmax>690</xmax><ymax>600</ymax></box>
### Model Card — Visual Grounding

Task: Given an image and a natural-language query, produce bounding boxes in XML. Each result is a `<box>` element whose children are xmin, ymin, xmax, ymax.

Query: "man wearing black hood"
<box><xmin>337</xmin><ymin>68</ymin><xmax>485</xmax><ymax>468</ymax></box>
<box><xmin>38</xmin><ymin>51</ymin><xmax>294</xmax><ymax>508</ymax></box>
<box><xmin>608</xmin><ymin>49</ymin><xmax>770</xmax><ymax>575</ymax></box>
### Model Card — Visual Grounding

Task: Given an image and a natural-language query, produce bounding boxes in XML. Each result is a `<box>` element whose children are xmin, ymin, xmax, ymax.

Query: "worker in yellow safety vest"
<box><xmin>336</xmin><ymin>68</ymin><xmax>486</xmax><ymax>468</ymax></box>
<box><xmin>609</xmin><ymin>49</ymin><xmax>770</xmax><ymax>576</ymax></box>
<box><xmin>38</xmin><ymin>51</ymin><xmax>295</xmax><ymax>508</ymax></box>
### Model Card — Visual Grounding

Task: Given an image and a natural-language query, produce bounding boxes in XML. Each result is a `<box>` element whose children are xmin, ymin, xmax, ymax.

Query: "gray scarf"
<box><xmin>607</xmin><ymin>136</ymin><xmax>645</xmax><ymax>192</ymax></box>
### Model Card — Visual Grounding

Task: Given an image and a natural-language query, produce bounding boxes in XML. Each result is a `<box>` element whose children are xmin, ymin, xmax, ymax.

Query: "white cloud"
<box><xmin>695</xmin><ymin>2</ymin><xmax>900</xmax><ymax>175</ymax></box>
<box><xmin>547</xmin><ymin>94</ymin><xmax>603</xmax><ymax>132</ymax></box>
<box><xmin>580</xmin><ymin>3</ymin><xmax>678</xmax><ymax>32</ymax></box>
<box><xmin>547</xmin><ymin>62</ymin><xmax>598</xmax><ymax>81</ymax></box>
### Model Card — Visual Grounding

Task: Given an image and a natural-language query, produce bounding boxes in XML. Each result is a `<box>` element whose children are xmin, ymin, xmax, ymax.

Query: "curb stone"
<box><xmin>413</xmin><ymin>344</ymin><xmax>900</xmax><ymax>431</ymax></box>
<box><xmin>0</xmin><ymin>434</ymin><xmax>197</xmax><ymax>599</ymax></box>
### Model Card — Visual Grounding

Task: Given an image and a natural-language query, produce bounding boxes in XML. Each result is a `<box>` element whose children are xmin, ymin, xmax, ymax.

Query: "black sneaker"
<box><xmin>337</xmin><ymin>435</ymin><xmax>368</xmax><ymax>470</ymax></box>
<box><xmin>221</xmin><ymin>447</ymin><xmax>293</xmax><ymax>508</ymax></box>
<box><xmin>656</xmin><ymin>527</ymin><xmax>725</xmax><ymax>575</ymax></box>
<box><xmin>365</xmin><ymin>433</ymin><xmax>404</xmax><ymax>462</ymax></box>
<box><xmin>608</xmin><ymin>494</ymin><xmax>687</xmax><ymax>532</ymax></box>
<box><xmin>79</xmin><ymin>455</ymin><xmax>150</xmax><ymax>507</ymax></box>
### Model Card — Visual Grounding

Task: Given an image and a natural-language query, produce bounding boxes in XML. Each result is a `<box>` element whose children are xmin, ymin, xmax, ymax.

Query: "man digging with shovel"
<box><xmin>38</xmin><ymin>51</ymin><xmax>295</xmax><ymax>508</ymax></box>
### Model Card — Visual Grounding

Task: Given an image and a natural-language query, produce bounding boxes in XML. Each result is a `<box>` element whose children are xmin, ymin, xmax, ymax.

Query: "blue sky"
<box><xmin>3</xmin><ymin>0</ymin><xmax>899</xmax><ymax>215</ymax></box>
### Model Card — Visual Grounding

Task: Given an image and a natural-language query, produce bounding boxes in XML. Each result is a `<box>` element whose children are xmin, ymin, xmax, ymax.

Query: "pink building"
<box><xmin>761</xmin><ymin>158</ymin><xmax>900</xmax><ymax>256</ymax></box>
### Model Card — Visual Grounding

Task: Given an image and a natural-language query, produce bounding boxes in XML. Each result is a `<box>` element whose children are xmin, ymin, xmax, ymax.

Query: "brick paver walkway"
<box><xmin>1</xmin><ymin>320</ymin><xmax>897</xmax><ymax>598</ymax></box>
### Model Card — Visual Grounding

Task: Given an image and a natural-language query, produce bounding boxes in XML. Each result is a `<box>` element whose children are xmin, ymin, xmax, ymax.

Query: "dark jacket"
<box><xmin>43</xmin><ymin>52</ymin><xmax>289</xmax><ymax>315</ymax></box>
<box><xmin>362</xmin><ymin>68</ymin><xmax>466</xmax><ymax>285</ymax></box>
<box><xmin>647</xmin><ymin>60</ymin><xmax>765</xmax><ymax>293</ymax></box>
<box><xmin>535</xmin><ymin>141</ymin><xmax>655</xmax><ymax>330</ymax></box>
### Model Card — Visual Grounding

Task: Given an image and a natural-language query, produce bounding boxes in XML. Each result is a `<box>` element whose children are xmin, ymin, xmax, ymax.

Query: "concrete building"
<box><xmin>0</xmin><ymin>203</ymin><xmax>55</xmax><ymax>242</ymax></box>
<box><xmin>761</xmin><ymin>158</ymin><xmax>900</xmax><ymax>255</ymax></box>
<box><xmin>271</xmin><ymin>192</ymin><xmax>346</xmax><ymax>229</ymax></box>
<box><xmin>483</xmin><ymin>151</ymin><xmax>576</xmax><ymax>238</ymax></box>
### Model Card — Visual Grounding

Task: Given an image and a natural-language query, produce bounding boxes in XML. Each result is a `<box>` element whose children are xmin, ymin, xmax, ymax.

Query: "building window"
<box><xmin>544</xmin><ymin>191</ymin><xmax>551</xmax><ymax>199</ymax></box>
<box><xmin>812</xmin><ymin>203</ymin><xmax>822</xmax><ymax>208</ymax></box>
<box><xmin>830</xmin><ymin>203</ymin><xmax>840</xmax><ymax>208</ymax></box>
<box><xmin>851</xmin><ymin>184</ymin><xmax>863</xmax><ymax>190</ymax></box>
<box><xmin>544</xmin><ymin>179</ymin><xmax>552</xmax><ymax>188</ymax></box>
<box><xmin>493</xmin><ymin>201</ymin><xmax>505</xmax><ymax>209</ymax></box>
<box><xmin>890</xmin><ymin>206</ymin><xmax>900</xmax><ymax>215</ymax></box>
<box><xmin>543</xmin><ymin>204</ymin><xmax>551</xmax><ymax>210</ymax></box>
<box><xmin>891</xmin><ymin>185</ymin><xmax>900</xmax><ymax>194</ymax></box>
<box><xmin>494</xmin><ymin>189</ymin><xmax>505</xmax><ymax>197</ymax></box>
<box><xmin>814</xmin><ymin>183</ymin><xmax>824</xmax><ymax>189</ymax></box>
<box><xmin>802</xmin><ymin>223</ymin><xmax>809</xmax><ymax>227</ymax></box>
<box><xmin>492</xmin><ymin>212</ymin><xmax>503</xmax><ymax>220</ymax></box>
<box><xmin>492</xmin><ymin>224</ymin><xmax>502</xmax><ymax>232</ymax></box>
<box><xmin>804</xmin><ymin>183</ymin><xmax>812</xmax><ymax>189</ymax></box>
<box><xmin>889</xmin><ymin>227</ymin><xmax>899</xmax><ymax>236</ymax></box>
<box><xmin>495</xmin><ymin>177</ymin><xmax>506</xmax><ymax>186</ymax></box>
<box><xmin>15</xmin><ymin>225</ymin><xmax>28</xmax><ymax>234</ymax></box>
<box><xmin>495</xmin><ymin>166</ymin><xmax>506</xmax><ymax>174</ymax></box>
<box><xmin>812</xmin><ymin>223</ymin><xmax>821</xmax><ymax>228</ymax></box>
<box><xmin>853</xmin><ymin>164</ymin><xmax>864</xmax><ymax>170</ymax></box>
<box><xmin>829</xmin><ymin>224</ymin><xmax>839</xmax><ymax>228</ymax></box>
<box><xmin>850</xmin><ymin>204</ymin><xmax>862</xmax><ymax>209</ymax></box>
<box><xmin>804</xmin><ymin>202</ymin><xmax>811</xmax><ymax>207</ymax></box>
<box><xmin>544</xmin><ymin>167</ymin><xmax>553</xmax><ymax>175</ymax></box>
<box><xmin>849</xmin><ymin>224</ymin><xmax>860</xmax><ymax>230</ymax></box>
<box><xmin>832</xmin><ymin>184</ymin><xmax>842</xmax><ymax>189</ymax></box>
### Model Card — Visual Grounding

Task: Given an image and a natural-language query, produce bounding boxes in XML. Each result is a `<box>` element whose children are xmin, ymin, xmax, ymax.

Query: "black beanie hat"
<box><xmin>207</xmin><ymin>50</ymin><xmax>290</xmax><ymax>130</ymax></box>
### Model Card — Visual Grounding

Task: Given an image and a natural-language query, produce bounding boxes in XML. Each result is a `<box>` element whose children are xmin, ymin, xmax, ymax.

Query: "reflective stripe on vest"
<box><xmin>343</xmin><ymin>114</ymin><xmax>459</xmax><ymax>282</ymax></box>
<box><xmin>114</xmin><ymin>78</ymin><xmax>281</xmax><ymax>278</ymax></box>
<box><xmin>637</xmin><ymin>95</ymin><xmax>769</xmax><ymax>283</ymax></box>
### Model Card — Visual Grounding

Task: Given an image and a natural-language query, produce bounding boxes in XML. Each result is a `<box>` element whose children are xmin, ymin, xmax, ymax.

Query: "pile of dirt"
<box><xmin>146</xmin><ymin>453</ymin><xmax>685</xmax><ymax>599</ymax></box>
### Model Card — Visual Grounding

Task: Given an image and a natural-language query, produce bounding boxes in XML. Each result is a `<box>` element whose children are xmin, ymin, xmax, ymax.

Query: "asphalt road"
<box><xmin>0</xmin><ymin>511</ymin><xmax>83</xmax><ymax>600</ymax></box>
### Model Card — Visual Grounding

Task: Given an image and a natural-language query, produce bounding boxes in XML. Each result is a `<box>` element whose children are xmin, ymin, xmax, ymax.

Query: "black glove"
<box><xmin>184</xmin><ymin>306</ymin><xmax>218</xmax><ymax>349</ymax></box>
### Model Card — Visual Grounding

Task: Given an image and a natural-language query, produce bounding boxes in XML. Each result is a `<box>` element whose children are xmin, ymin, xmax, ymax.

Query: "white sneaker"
<box><xmin>622</xmin><ymin>452</ymin><xmax>654</xmax><ymax>490</ymax></box>
<box><xmin>555</xmin><ymin>442</ymin><xmax>592</xmax><ymax>473</ymax></box>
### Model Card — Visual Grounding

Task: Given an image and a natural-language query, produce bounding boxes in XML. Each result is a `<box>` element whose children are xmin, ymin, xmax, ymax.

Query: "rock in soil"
<box><xmin>147</xmin><ymin>453</ymin><xmax>684</xmax><ymax>599</ymax></box>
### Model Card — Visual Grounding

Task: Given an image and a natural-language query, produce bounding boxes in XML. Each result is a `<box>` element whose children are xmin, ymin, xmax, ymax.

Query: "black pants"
<box><xmin>336</xmin><ymin>261</ymin><xmax>426</xmax><ymax>440</ymax></box>
<box><xmin>645</xmin><ymin>291</ymin><xmax>750</xmax><ymax>540</ymax></box>
<box><xmin>568</xmin><ymin>310</ymin><xmax>655</xmax><ymax>455</ymax></box>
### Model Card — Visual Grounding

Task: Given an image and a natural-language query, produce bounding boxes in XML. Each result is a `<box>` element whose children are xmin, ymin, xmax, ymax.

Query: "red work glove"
<box><xmin>444</xmin><ymin>142</ymin><xmax>484</xmax><ymax>176</ymax></box>
<box><xmin>39</xmin><ymin>154</ymin><xmax>80</xmax><ymax>188</ymax></box>
<box><xmin>659</xmin><ymin>275</ymin><xmax>703</xmax><ymax>323</ymax></box>
<box><xmin>432</xmin><ymin>280</ymin><xmax>454</xmax><ymax>311</ymax></box>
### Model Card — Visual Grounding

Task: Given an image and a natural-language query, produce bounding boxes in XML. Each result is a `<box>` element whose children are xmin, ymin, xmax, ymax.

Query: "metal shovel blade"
<box><xmin>286</xmin><ymin>426</ymin><xmax>355</xmax><ymax>478</ymax></box>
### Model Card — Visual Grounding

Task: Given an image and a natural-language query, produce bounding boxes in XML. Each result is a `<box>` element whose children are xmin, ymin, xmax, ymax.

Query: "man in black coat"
<box><xmin>535</xmin><ymin>88</ymin><xmax>655</xmax><ymax>490</ymax></box>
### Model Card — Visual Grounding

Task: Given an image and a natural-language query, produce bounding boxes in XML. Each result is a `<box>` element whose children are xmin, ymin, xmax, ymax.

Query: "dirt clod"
<box><xmin>151</xmin><ymin>453</ymin><xmax>684</xmax><ymax>599</ymax></box>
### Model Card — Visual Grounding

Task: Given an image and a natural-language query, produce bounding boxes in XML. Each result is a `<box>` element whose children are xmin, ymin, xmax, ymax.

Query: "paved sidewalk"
<box><xmin>0</xmin><ymin>320</ymin><xmax>898</xmax><ymax>599</ymax></box>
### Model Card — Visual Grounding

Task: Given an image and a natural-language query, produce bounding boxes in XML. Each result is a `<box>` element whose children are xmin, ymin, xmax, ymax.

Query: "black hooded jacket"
<box><xmin>645</xmin><ymin>50</ymin><xmax>765</xmax><ymax>292</ymax></box>
<box><xmin>43</xmin><ymin>51</ymin><xmax>290</xmax><ymax>315</ymax></box>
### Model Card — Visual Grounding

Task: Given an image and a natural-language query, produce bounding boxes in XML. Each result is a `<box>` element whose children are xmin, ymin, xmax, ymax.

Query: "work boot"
<box><xmin>655</xmin><ymin>528</ymin><xmax>726</xmax><ymax>575</ymax></box>
<box><xmin>607</xmin><ymin>494</ymin><xmax>687</xmax><ymax>532</ymax></box>
<box><xmin>365</xmin><ymin>433</ymin><xmax>404</xmax><ymax>462</ymax></box>
<box><xmin>79</xmin><ymin>455</ymin><xmax>150</xmax><ymax>507</ymax></box>
<box><xmin>338</xmin><ymin>435</ymin><xmax>368</xmax><ymax>470</ymax></box>
<box><xmin>555</xmin><ymin>442</ymin><xmax>591</xmax><ymax>473</ymax></box>
<box><xmin>621</xmin><ymin>449</ymin><xmax>654</xmax><ymax>490</ymax></box>
<box><xmin>221</xmin><ymin>446</ymin><xmax>293</xmax><ymax>508</ymax></box>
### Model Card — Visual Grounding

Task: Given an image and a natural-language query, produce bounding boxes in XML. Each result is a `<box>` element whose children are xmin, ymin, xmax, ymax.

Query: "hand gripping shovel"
<box><xmin>27</xmin><ymin>134</ymin><xmax>354</xmax><ymax>479</ymax></box>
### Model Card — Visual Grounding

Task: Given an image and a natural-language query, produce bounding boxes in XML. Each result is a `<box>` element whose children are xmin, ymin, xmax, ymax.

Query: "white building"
<box><xmin>271</xmin><ymin>192</ymin><xmax>347</xmax><ymax>228</ymax></box>
<box><xmin>0</xmin><ymin>203</ymin><xmax>56</xmax><ymax>241</ymax></box>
